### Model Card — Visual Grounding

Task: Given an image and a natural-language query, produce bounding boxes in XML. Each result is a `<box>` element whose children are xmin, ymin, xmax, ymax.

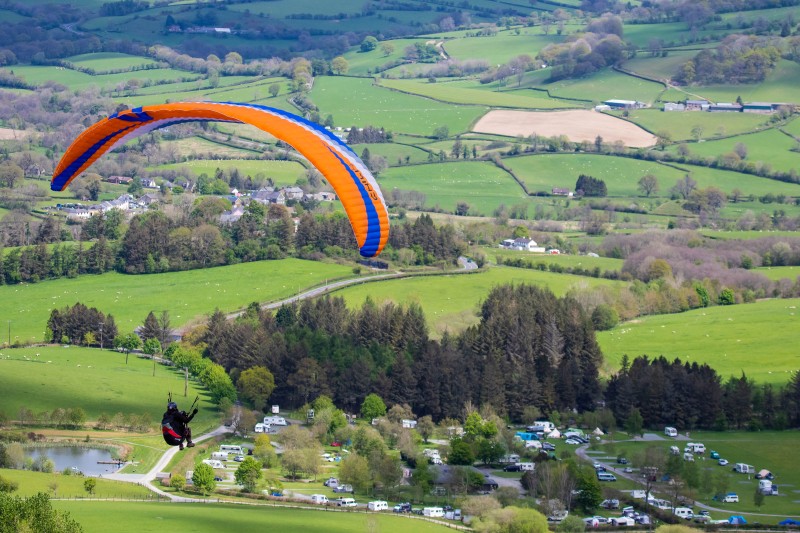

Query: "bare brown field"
<box><xmin>472</xmin><ymin>110</ymin><xmax>657</xmax><ymax>147</ymax></box>
<box><xmin>0</xmin><ymin>127</ymin><xmax>32</xmax><ymax>140</ymax></box>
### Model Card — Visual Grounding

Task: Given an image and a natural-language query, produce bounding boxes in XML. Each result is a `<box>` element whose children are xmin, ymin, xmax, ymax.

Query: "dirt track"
<box><xmin>472</xmin><ymin>109</ymin><xmax>657</xmax><ymax>148</ymax></box>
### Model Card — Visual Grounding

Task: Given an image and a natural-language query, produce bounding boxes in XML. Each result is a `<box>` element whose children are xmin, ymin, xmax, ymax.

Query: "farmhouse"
<box><xmin>500</xmin><ymin>237</ymin><xmax>545</xmax><ymax>253</ymax></box>
<box><xmin>219</xmin><ymin>205</ymin><xmax>245</xmax><ymax>224</ymax></box>
<box><xmin>106</xmin><ymin>175</ymin><xmax>133</xmax><ymax>185</ymax></box>
<box><xmin>552</xmin><ymin>187</ymin><xmax>573</xmax><ymax>197</ymax></box>
<box><xmin>252</xmin><ymin>188</ymin><xmax>286</xmax><ymax>205</ymax></box>
<box><xmin>283</xmin><ymin>186</ymin><xmax>305</xmax><ymax>200</ymax></box>
<box><xmin>685</xmin><ymin>99</ymin><xmax>710</xmax><ymax>111</ymax></box>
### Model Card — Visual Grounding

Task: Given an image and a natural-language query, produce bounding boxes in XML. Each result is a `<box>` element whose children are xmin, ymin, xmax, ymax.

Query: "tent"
<box><xmin>728</xmin><ymin>516</ymin><xmax>747</xmax><ymax>525</ymax></box>
<box><xmin>550</xmin><ymin>429</ymin><xmax>561</xmax><ymax>439</ymax></box>
<box><xmin>779</xmin><ymin>519</ymin><xmax>800</xmax><ymax>526</ymax></box>
<box><xmin>592</xmin><ymin>427</ymin><xmax>605</xmax><ymax>436</ymax></box>
<box><xmin>755</xmin><ymin>469</ymin><xmax>773</xmax><ymax>480</ymax></box>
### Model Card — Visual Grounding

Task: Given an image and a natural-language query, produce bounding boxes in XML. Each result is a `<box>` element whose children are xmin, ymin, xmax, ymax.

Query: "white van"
<box><xmin>310</xmin><ymin>494</ymin><xmax>329</xmax><ymax>504</ymax></box>
<box><xmin>674</xmin><ymin>507</ymin><xmax>694</xmax><ymax>519</ymax></box>
<box><xmin>211</xmin><ymin>452</ymin><xmax>228</xmax><ymax>461</ymax></box>
<box><xmin>664</xmin><ymin>426</ymin><xmax>678</xmax><ymax>437</ymax></box>
<box><xmin>336</xmin><ymin>497</ymin><xmax>357</xmax><ymax>507</ymax></box>
<box><xmin>423</xmin><ymin>507</ymin><xmax>444</xmax><ymax>517</ymax></box>
<box><xmin>368</xmin><ymin>500</ymin><xmax>388</xmax><ymax>511</ymax></box>
<box><xmin>597</xmin><ymin>472</ymin><xmax>617</xmax><ymax>482</ymax></box>
<box><xmin>219</xmin><ymin>445</ymin><xmax>244</xmax><ymax>455</ymax></box>
<box><xmin>202</xmin><ymin>459</ymin><xmax>224</xmax><ymax>469</ymax></box>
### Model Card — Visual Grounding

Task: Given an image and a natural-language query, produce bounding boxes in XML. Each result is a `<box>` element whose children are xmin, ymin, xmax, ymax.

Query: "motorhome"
<box><xmin>686</xmin><ymin>442</ymin><xmax>705</xmax><ymax>454</ymax></box>
<box><xmin>670</xmin><ymin>445</ymin><xmax>680</xmax><ymax>455</ymax></box>
<box><xmin>310</xmin><ymin>494</ymin><xmax>329</xmax><ymax>504</ymax></box>
<box><xmin>734</xmin><ymin>463</ymin><xmax>755</xmax><ymax>474</ymax></box>
<box><xmin>211</xmin><ymin>452</ymin><xmax>228</xmax><ymax>461</ymax></box>
<box><xmin>759</xmin><ymin>480</ymin><xmax>778</xmax><ymax>495</ymax></box>
<box><xmin>202</xmin><ymin>459</ymin><xmax>224</xmax><ymax>469</ymax></box>
<box><xmin>674</xmin><ymin>507</ymin><xmax>694</xmax><ymax>520</ymax></box>
<box><xmin>336</xmin><ymin>497</ymin><xmax>357</xmax><ymax>507</ymax></box>
<box><xmin>423</xmin><ymin>507</ymin><xmax>444</xmax><ymax>517</ymax></box>
<box><xmin>664</xmin><ymin>426</ymin><xmax>678</xmax><ymax>437</ymax></box>
<box><xmin>263</xmin><ymin>415</ymin><xmax>287</xmax><ymax>426</ymax></box>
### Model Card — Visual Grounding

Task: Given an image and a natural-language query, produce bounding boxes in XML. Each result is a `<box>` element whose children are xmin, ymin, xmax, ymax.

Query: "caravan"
<box><xmin>219</xmin><ymin>444</ymin><xmax>244</xmax><ymax>455</ymax></box>
<box><xmin>263</xmin><ymin>415</ymin><xmax>287</xmax><ymax>426</ymax></box>
<box><xmin>202</xmin><ymin>459</ymin><xmax>224</xmax><ymax>469</ymax></box>
<box><xmin>423</xmin><ymin>507</ymin><xmax>445</xmax><ymax>517</ymax></box>
<box><xmin>664</xmin><ymin>426</ymin><xmax>678</xmax><ymax>437</ymax></box>
<box><xmin>368</xmin><ymin>501</ymin><xmax>389</xmax><ymax>511</ymax></box>
<box><xmin>674</xmin><ymin>508</ymin><xmax>694</xmax><ymax>520</ymax></box>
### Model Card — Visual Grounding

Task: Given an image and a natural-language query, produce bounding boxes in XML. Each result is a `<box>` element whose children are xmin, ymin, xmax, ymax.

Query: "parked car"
<box><xmin>722</xmin><ymin>494</ymin><xmax>739</xmax><ymax>503</ymax></box>
<box><xmin>214</xmin><ymin>476</ymin><xmax>223</xmax><ymax>482</ymax></box>
<box><xmin>393</xmin><ymin>503</ymin><xmax>411</xmax><ymax>513</ymax></box>
<box><xmin>233</xmin><ymin>455</ymin><xmax>244</xmax><ymax>462</ymax></box>
<box><xmin>709</xmin><ymin>451</ymin><xmax>720</xmax><ymax>460</ymax></box>
<box><xmin>503</xmin><ymin>464</ymin><xmax>521</xmax><ymax>472</ymax></box>
<box><xmin>542</xmin><ymin>442</ymin><xmax>556</xmax><ymax>451</ymax></box>
<box><xmin>617</xmin><ymin>457</ymin><xmax>629</xmax><ymax>464</ymax></box>
<box><xmin>624</xmin><ymin>466</ymin><xmax>634</xmax><ymax>473</ymax></box>
<box><xmin>718</xmin><ymin>458</ymin><xmax>729</xmax><ymax>466</ymax></box>
<box><xmin>333</xmin><ymin>484</ymin><xmax>354</xmax><ymax>493</ymax></box>
<box><xmin>565</xmin><ymin>438</ymin><xmax>582</xmax><ymax>445</ymax></box>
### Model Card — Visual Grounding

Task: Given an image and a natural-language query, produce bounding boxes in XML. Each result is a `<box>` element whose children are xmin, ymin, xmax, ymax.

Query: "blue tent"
<box><xmin>779</xmin><ymin>519</ymin><xmax>800</xmax><ymax>526</ymax></box>
<box><xmin>728</xmin><ymin>516</ymin><xmax>747</xmax><ymax>525</ymax></box>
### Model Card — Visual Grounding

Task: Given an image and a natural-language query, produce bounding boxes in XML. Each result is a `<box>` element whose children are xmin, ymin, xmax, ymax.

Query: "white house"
<box><xmin>502</xmin><ymin>237</ymin><xmax>545</xmax><ymax>253</ymax></box>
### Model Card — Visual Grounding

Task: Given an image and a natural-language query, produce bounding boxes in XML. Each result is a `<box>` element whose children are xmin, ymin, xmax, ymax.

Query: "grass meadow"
<box><xmin>378</xmin><ymin>78</ymin><xmax>574</xmax><ymax>109</ymax></box>
<box><xmin>0</xmin><ymin>345</ymin><xmax>218</xmax><ymax>429</ymax></box>
<box><xmin>487</xmin><ymin>248</ymin><xmax>625</xmax><ymax>272</ymax></box>
<box><xmin>670</xmin><ymin>128</ymin><xmax>800</xmax><ymax>173</ymax></box>
<box><xmin>66</xmin><ymin>52</ymin><xmax>159</xmax><ymax>71</ymax></box>
<box><xmin>161</xmin><ymin>137</ymin><xmax>258</xmax><ymax>160</ymax></box>
<box><xmin>54</xmin><ymin>501</ymin><xmax>456</xmax><ymax>533</ymax></box>
<box><xmin>310</xmin><ymin>77</ymin><xmax>487</xmax><ymax>136</ymax></box>
<box><xmin>358</xmin><ymin>142</ymin><xmax>431</xmax><ymax>165</ymax></box>
<box><xmin>341</xmin><ymin>38</ymin><xmax>423</xmax><ymax>76</ymax></box>
<box><xmin>617</xmin><ymin>108</ymin><xmax>770</xmax><ymax>139</ymax></box>
<box><xmin>0</xmin><ymin>469</ymin><xmax>154</xmax><ymax>499</ymax></box>
<box><xmin>442</xmin><ymin>30</ymin><xmax>563</xmax><ymax>65</ymax></box>
<box><xmin>377</xmin><ymin>161</ymin><xmax>529</xmax><ymax>215</ymax></box>
<box><xmin>689</xmin><ymin>59</ymin><xmax>800</xmax><ymax>104</ymax></box>
<box><xmin>155</xmin><ymin>159</ymin><xmax>306</xmax><ymax>185</ymax></box>
<box><xmin>526</xmin><ymin>68</ymin><xmax>665</xmax><ymax>104</ymax></box>
<box><xmin>333</xmin><ymin>266</ymin><xmax>621</xmax><ymax>337</ymax></box>
<box><xmin>11</xmin><ymin>65</ymin><xmax>201</xmax><ymax>92</ymax></box>
<box><xmin>506</xmin><ymin>153</ymin><xmax>800</xmax><ymax>198</ymax></box>
<box><xmin>754</xmin><ymin>266</ymin><xmax>800</xmax><ymax>281</ymax></box>
<box><xmin>0</xmin><ymin>259</ymin><xmax>354</xmax><ymax>343</ymax></box>
<box><xmin>596</xmin><ymin>298</ymin><xmax>800</xmax><ymax>384</ymax></box>
<box><xmin>622</xmin><ymin>51</ymin><xmax>697</xmax><ymax>81</ymax></box>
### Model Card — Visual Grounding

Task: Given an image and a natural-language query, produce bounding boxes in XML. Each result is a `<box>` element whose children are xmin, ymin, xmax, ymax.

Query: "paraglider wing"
<box><xmin>52</xmin><ymin>102</ymin><xmax>389</xmax><ymax>257</ymax></box>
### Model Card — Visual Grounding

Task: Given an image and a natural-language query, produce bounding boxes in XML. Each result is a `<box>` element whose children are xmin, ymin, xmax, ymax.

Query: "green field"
<box><xmin>11</xmin><ymin>65</ymin><xmax>201</xmax><ymax>91</ymax></box>
<box><xmin>356</xmin><ymin>142</ymin><xmax>431</xmax><ymax>166</ymax></box>
<box><xmin>155</xmin><ymin>159</ymin><xmax>307</xmax><ymax>185</ymax></box>
<box><xmin>0</xmin><ymin>469</ymin><xmax>154</xmax><ymax>499</ymax></box>
<box><xmin>377</xmin><ymin>161</ymin><xmax>529</xmax><ymax>215</ymax></box>
<box><xmin>310</xmin><ymin>77</ymin><xmax>487</xmax><ymax>136</ymax></box>
<box><xmin>55</xmin><ymin>501</ymin><xmax>455</xmax><ymax>533</ymax></box>
<box><xmin>622</xmin><ymin>51</ymin><xmax>697</xmax><ymax>81</ymax></box>
<box><xmin>507</xmin><ymin>153</ymin><xmax>800</xmax><ymax>198</ymax></box>
<box><xmin>0</xmin><ymin>259</ymin><xmax>354</xmax><ymax>343</ymax></box>
<box><xmin>378</xmin><ymin>78</ymin><xmax>574</xmax><ymax>109</ymax></box>
<box><xmin>669</xmin><ymin>128</ymin><xmax>800</xmax><ymax>173</ymax></box>
<box><xmin>597</xmin><ymin>298</ymin><xmax>800</xmax><ymax>384</ymax></box>
<box><xmin>66</xmin><ymin>52</ymin><xmax>159</xmax><ymax>71</ymax></box>
<box><xmin>488</xmin><ymin>248</ymin><xmax>625</xmax><ymax>272</ymax></box>
<box><xmin>334</xmin><ymin>266</ymin><xmax>621</xmax><ymax>337</ymax></box>
<box><xmin>615</xmin><ymin>108</ymin><xmax>770</xmax><ymax>140</ymax></box>
<box><xmin>443</xmin><ymin>30</ymin><xmax>563</xmax><ymax>65</ymax></box>
<box><xmin>754</xmin><ymin>266</ymin><xmax>800</xmax><ymax>281</ymax></box>
<box><xmin>161</xmin><ymin>137</ymin><xmax>258</xmax><ymax>160</ymax></box>
<box><xmin>690</xmin><ymin>60</ymin><xmax>800</xmax><ymax>105</ymax></box>
<box><xmin>526</xmin><ymin>68</ymin><xmax>664</xmax><ymax>104</ymax></box>
<box><xmin>0</xmin><ymin>345</ymin><xmax>218</xmax><ymax>428</ymax></box>
<box><xmin>116</xmin><ymin>76</ymin><xmax>291</xmax><ymax>107</ymax></box>
<box><xmin>341</xmin><ymin>38</ymin><xmax>424</xmax><ymax>76</ymax></box>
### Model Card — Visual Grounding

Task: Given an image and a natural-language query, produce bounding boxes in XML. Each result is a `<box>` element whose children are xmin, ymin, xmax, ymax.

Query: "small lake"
<box><xmin>25</xmin><ymin>447</ymin><xmax>124</xmax><ymax>476</ymax></box>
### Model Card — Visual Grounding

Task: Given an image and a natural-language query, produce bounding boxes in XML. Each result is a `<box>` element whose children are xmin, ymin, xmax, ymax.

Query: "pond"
<box><xmin>25</xmin><ymin>447</ymin><xmax>124</xmax><ymax>477</ymax></box>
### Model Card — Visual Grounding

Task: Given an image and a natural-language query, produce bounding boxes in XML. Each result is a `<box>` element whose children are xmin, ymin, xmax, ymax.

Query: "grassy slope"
<box><xmin>617</xmin><ymin>108</ymin><xmax>770</xmax><ymax>140</ymax></box>
<box><xmin>155</xmin><ymin>160</ymin><xmax>306</xmax><ymax>185</ymax></box>
<box><xmin>690</xmin><ymin>59</ymin><xmax>800</xmax><ymax>104</ymax></box>
<box><xmin>0</xmin><ymin>259</ymin><xmax>353</xmax><ymax>343</ymax></box>
<box><xmin>310</xmin><ymin>77</ymin><xmax>487</xmax><ymax>136</ymax></box>
<box><xmin>0</xmin><ymin>469</ymin><xmax>153</xmax><ymax>499</ymax></box>
<box><xmin>66</xmin><ymin>52</ymin><xmax>159</xmax><ymax>71</ymax></box>
<box><xmin>55</xmin><ymin>501</ymin><xmax>455</xmax><ymax>533</ymax></box>
<box><xmin>377</xmin><ymin>161</ymin><xmax>528</xmax><ymax>215</ymax></box>
<box><xmin>0</xmin><ymin>345</ymin><xmax>218</xmax><ymax>428</ymax></box>
<box><xmin>442</xmin><ymin>29</ymin><xmax>562</xmax><ymax>65</ymax></box>
<box><xmin>506</xmin><ymin>153</ymin><xmax>800</xmax><ymax>197</ymax></box>
<box><xmin>754</xmin><ymin>266</ymin><xmax>800</xmax><ymax>281</ymax></box>
<box><xmin>525</xmin><ymin>68</ymin><xmax>664</xmax><ymax>104</ymax></box>
<box><xmin>378</xmin><ymin>78</ymin><xmax>573</xmax><ymax>109</ymax></box>
<box><xmin>669</xmin><ymin>127</ymin><xmax>800</xmax><ymax>173</ymax></box>
<box><xmin>596</xmin><ymin>298</ymin><xmax>800</xmax><ymax>384</ymax></box>
<box><xmin>333</xmin><ymin>266</ymin><xmax>621</xmax><ymax>337</ymax></box>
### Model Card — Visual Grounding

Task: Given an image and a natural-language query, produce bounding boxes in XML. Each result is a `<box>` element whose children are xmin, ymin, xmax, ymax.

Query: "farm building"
<box><xmin>106</xmin><ymin>175</ymin><xmax>133</xmax><ymax>185</ymax></box>
<box><xmin>708</xmin><ymin>103</ymin><xmax>742</xmax><ymax>112</ymax></box>
<box><xmin>742</xmin><ymin>102</ymin><xmax>775</xmax><ymax>113</ymax></box>
<box><xmin>552</xmin><ymin>187</ymin><xmax>573</xmax><ymax>197</ymax></box>
<box><xmin>685</xmin><ymin>99</ymin><xmax>710</xmax><ymax>111</ymax></box>
<box><xmin>603</xmin><ymin>99</ymin><xmax>644</xmax><ymax>109</ymax></box>
<box><xmin>663</xmin><ymin>102</ymin><xmax>685</xmax><ymax>111</ymax></box>
<box><xmin>501</xmin><ymin>237</ymin><xmax>545</xmax><ymax>253</ymax></box>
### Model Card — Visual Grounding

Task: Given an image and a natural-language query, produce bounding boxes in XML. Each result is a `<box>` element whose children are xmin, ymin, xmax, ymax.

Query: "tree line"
<box><xmin>606</xmin><ymin>355</ymin><xmax>800</xmax><ymax>431</ymax></box>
